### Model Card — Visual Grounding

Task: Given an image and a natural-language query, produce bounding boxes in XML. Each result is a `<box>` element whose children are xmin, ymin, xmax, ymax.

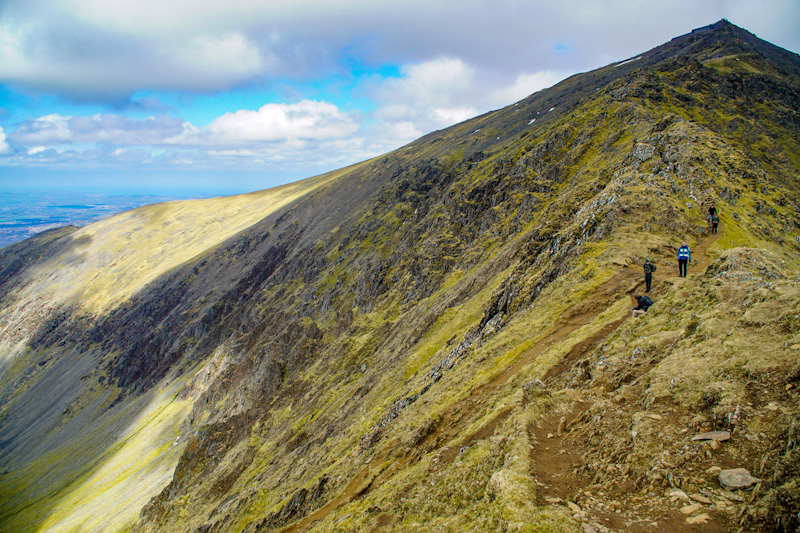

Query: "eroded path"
<box><xmin>529</xmin><ymin>231</ymin><xmax>741</xmax><ymax>533</ymax></box>
<box><xmin>280</xmin><ymin>232</ymin><xmax>725</xmax><ymax>532</ymax></box>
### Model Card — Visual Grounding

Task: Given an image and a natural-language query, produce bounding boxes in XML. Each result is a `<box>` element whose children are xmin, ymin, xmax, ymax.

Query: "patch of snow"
<box><xmin>549</xmin><ymin>107</ymin><xmax>555</xmax><ymax>112</ymax></box>
<box><xmin>615</xmin><ymin>56</ymin><xmax>642</xmax><ymax>68</ymax></box>
<box><xmin>529</xmin><ymin>119</ymin><xmax>536</xmax><ymax>124</ymax></box>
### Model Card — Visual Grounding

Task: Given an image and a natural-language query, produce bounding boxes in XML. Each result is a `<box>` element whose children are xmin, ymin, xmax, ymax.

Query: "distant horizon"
<box><xmin>1</xmin><ymin>184</ymin><xmax>251</xmax><ymax>197</ymax></box>
<box><xmin>0</xmin><ymin>167</ymin><xmax>299</xmax><ymax>197</ymax></box>
<box><xmin>0</xmin><ymin>189</ymin><xmax>219</xmax><ymax>249</ymax></box>
<box><xmin>0</xmin><ymin>158</ymin><xmax>355</xmax><ymax>249</ymax></box>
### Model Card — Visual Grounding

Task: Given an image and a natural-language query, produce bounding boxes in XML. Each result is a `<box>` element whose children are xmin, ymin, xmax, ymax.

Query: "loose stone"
<box><xmin>680</xmin><ymin>504</ymin><xmax>702</xmax><ymax>515</ymax></box>
<box><xmin>692</xmin><ymin>430</ymin><xmax>731</xmax><ymax>442</ymax></box>
<box><xmin>689</xmin><ymin>493</ymin><xmax>712</xmax><ymax>504</ymax></box>
<box><xmin>686</xmin><ymin>513</ymin><xmax>710</xmax><ymax>524</ymax></box>
<box><xmin>668</xmin><ymin>489</ymin><xmax>689</xmax><ymax>502</ymax></box>
<box><xmin>718</xmin><ymin>468</ymin><xmax>761</xmax><ymax>491</ymax></box>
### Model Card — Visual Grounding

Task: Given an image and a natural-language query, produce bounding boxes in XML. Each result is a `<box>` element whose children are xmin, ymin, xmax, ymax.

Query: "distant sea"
<box><xmin>0</xmin><ymin>191</ymin><xmax>211</xmax><ymax>249</ymax></box>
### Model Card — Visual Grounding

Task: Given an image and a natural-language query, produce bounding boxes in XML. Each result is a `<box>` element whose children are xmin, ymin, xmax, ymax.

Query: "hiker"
<box><xmin>711</xmin><ymin>213</ymin><xmax>719</xmax><ymax>234</ymax></box>
<box><xmin>632</xmin><ymin>294</ymin><xmax>653</xmax><ymax>317</ymax></box>
<box><xmin>707</xmin><ymin>204</ymin><xmax>717</xmax><ymax>223</ymax></box>
<box><xmin>678</xmin><ymin>241</ymin><xmax>691</xmax><ymax>277</ymax></box>
<box><xmin>643</xmin><ymin>258</ymin><xmax>656</xmax><ymax>292</ymax></box>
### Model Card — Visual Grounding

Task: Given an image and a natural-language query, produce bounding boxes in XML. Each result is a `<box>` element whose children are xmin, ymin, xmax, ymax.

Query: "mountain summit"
<box><xmin>1</xmin><ymin>20</ymin><xmax>799</xmax><ymax>532</ymax></box>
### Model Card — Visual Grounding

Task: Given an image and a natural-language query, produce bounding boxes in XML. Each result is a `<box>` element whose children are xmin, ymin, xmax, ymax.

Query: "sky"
<box><xmin>0</xmin><ymin>0</ymin><xmax>798</xmax><ymax>196</ymax></box>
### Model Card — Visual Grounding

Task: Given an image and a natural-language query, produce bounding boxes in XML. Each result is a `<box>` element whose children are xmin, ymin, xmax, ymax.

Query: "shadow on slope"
<box><xmin>0</xmin><ymin>159</ymin><xmax>400</xmax><ymax>531</ymax></box>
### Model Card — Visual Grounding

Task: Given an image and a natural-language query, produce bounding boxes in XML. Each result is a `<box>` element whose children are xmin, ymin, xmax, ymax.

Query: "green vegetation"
<box><xmin>1</xmin><ymin>20</ymin><xmax>799</xmax><ymax>533</ymax></box>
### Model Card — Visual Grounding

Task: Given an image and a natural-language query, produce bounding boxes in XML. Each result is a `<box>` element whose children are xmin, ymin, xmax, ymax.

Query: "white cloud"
<box><xmin>392</xmin><ymin>58</ymin><xmax>474</xmax><ymax>107</ymax></box>
<box><xmin>488</xmin><ymin>71</ymin><xmax>565</xmax><ymax>107</ymax></box>
<box><xmin>0</xmin><ymin>22</ymin><xmax>29</xmax><ymax>78</ymax></box>
<box><xmin>12</xmin><ymin>114</ymin><xmax>72</xmax><ymax>144</ymax></box>
<box><xmin>374</xmin><ymin>104</ymin><xmax>411</xmax><ymax>121</ymax></box>
<box><xmin>372</xmin><ymin>57</ymin><xmax>480</xmax><ymax>132</ymax></box>
<box><xmin>169</xmin><ymin>100</ymin><xmax>359</xmax><ymax>145</ymax></box>
<box><xmin>0</xmin><ymin>59</ymin><xmax>571</xmax><ymax>177</ymax></box>
<box><xmin>383</xmin><ymin>121</ymin><xmax>423</xmax><ymax>141</ymax></box>
<box><xmin>0</xmin><ymin>6</ymin><xmax>270</xmax><ymax>95</ymax></box>
<box><xmin>10</xmin><ymin>102</ymin><xmax>361</xmax><ymax>155</ymax></box>
<box><xmin>0</xmin><ymin>127</ymin><xmax>11</xmax><ymax>154</ymax></box>
<box><xmin>60</xmin><ymin>0</ymin><xmax>271</xmax><ymax>37</ymax></box>
<box><xmin>175</xmin><ymin>32</ymin><xmax>264</xmax><ymax>77</ymax></box>
<box><xmin>10</xmin><ymin>114</ymin><xmax>185</xmax><ymax>145</ymax></box>
<box><xmin>369</xmin><ymin>57</ymin><xmax>565</xmax><ymax>138</ymax></box>
<box><xmin>4</xmin><ymin>101</ymin><xmax>372</xmax><ymax>175</ymax></box>
<box><xmin>1</xmin><ymin>0</ymin><xmax>798</xmax><ymax>101</ymax></box>
<box><xmin>433</xmin><ymin>107</ymin><xmax>477</xmax><ymax>125</ymax></box>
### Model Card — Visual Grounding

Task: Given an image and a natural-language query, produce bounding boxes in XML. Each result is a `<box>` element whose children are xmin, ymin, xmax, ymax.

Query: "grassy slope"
<box><xmin>1</xmin><ymin>21</ymin><xmax>799</xmax><ymax>533</ymax></box>
<box><xmin>290</xmin><ymin>110</ymin><xmax>800</xmax><ymax>532</ymax></box>
<box><xmin>4</xmin><ymin>170</ymin><xmax>349</xmax><ymax>317</ymax></box>
<box><xmin>0</xmin><ymin>168</ymin><xmax>352</xmax><ymax>532</ymax></box>
<box><xmin>131</xmin><ymin>51</ymin><xmax>799</xmax><ymax>532</ymax></box>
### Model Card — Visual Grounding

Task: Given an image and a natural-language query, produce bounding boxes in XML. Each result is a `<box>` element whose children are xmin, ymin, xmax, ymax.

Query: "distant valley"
<box><xmin>0</xmin><ymin>191</ymin><xmax>210</xmax><ymax>248</ymax></box>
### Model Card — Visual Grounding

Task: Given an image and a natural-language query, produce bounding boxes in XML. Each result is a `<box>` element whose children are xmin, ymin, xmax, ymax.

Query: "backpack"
<box><xmin>640</xmin><ymin>296</ymin><xmax>653</xmax><ymax>310</ymax></box>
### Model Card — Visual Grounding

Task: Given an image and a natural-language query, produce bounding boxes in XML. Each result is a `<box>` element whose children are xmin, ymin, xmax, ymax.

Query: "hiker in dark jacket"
<box><xmin>643</xmin><ymin>258</ymin><xmax>656</xmax><ymax>292</ymax></box>
<box><xmin>677</xmin><ymin>241</ymin><xmax>691</xmax><ymax>277</ymax></box>
<box><xmin>632</xmin><ymin>295</ymin><xmax>653</xmax><ymax>318</ymax></box>
<box><xmin>711</xmin><ymin>212</ymin><xmax>719</xmax><ymax>234</ymax></box>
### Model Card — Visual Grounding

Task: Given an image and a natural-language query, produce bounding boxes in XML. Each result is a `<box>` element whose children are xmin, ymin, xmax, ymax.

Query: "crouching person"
<box><xmin>632</xmin><ymin>294</ymin><xmax>653</xmax><ymax>318</ymax></box>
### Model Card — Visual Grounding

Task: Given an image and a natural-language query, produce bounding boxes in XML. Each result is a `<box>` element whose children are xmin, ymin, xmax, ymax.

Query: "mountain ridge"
<box><xmin>1</xmin><ymin>20</ymin><xmax>799</xmax><ymax>533</ymax></box>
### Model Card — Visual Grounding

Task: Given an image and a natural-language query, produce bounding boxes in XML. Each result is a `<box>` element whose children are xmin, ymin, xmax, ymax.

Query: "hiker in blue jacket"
<box><xmin>677</xmin><ymin>241</ymin><xmax>691</xmax><ymax>277</ymax></box>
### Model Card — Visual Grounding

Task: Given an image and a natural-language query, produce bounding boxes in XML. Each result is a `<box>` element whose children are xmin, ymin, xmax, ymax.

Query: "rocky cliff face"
<box><xmin>1</xmin><ymin>20</ymin><xmax>799</xmax><ymax>533</ymax></box>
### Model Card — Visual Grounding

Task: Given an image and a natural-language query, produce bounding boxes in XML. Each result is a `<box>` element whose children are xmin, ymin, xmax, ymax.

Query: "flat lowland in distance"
<box><xmin>0</xmin><ymin>191</ymin><xmax>211</xmax><ymax>248</ymax></box>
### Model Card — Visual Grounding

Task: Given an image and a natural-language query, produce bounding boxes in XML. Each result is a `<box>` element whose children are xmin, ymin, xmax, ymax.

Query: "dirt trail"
<box><xmin>280</xmin><ymin>262</ymin><xmax>642</xmax><ymax>531</ymax></box>
<box><xmin>529</xmin><ymin>232</ymin><xmax>735</xmax><ymax>533</ymax></box>
<box><xmin>279</xmin><ymin>232</ymin><xmax>724</xmax><ymax>532</ymax></box>
<box><xmin>688</xmin><ymin>231</ymin><xmax>721</xmax><ymax>273</ymax></box>
<box><xmin>635</xmin><ymin>231</ymin><xmax>722</xmax><ymax>293</ymax></box>
<box><xmin>526</xmin><ymin>399</ymin><xmax>732</xmax><ymax>533</ymax></box>
<box><xmin>432</xmin><ymin>267</ymin><xmax>640</xmax><ymax>465</ymax></box>
<box><xmin>280</xmin><ymin>445</ymin><xmax>397</xmax><ymax>533</ymax></box>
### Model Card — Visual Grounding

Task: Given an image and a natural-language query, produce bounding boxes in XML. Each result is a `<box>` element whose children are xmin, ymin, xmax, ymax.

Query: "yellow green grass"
<box><xmin>1</xmin><ymin>378</ymin><xmax>191</xmax><ymax>533</ymax></box>
<box><xmin>20</xmin><ymin>166</ymin><xmax>356</xmax><ymax>315</ymax></box>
